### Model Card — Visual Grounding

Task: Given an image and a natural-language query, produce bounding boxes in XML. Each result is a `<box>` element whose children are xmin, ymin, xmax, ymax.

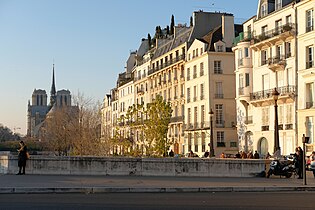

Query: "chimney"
<box><xmin>222</xmin><ymin>15</ymin><xmax>235</xmax><ymax>48</ymax></box>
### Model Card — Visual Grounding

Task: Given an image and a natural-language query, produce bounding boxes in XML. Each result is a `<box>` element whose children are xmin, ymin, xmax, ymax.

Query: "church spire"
<box><xmin>50</xmin><ymin>64</ymin><xmax>57</xmax><ymax>106</ymax></box>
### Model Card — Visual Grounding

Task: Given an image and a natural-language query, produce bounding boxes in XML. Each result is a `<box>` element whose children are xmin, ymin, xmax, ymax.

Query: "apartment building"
<box><xmin>296</xmin><ymin>0</ymin><xmax>315</xmax><ymax>155</ymax></box>
<box><xmin>184</xmin><ymin>15</ymin><xmax>239</xmax><ymax>157</ymax></box>
<box><xmin>234</xmin><ymin>0</ymin><xmax>300</xmax><ymax>156</ymax></box>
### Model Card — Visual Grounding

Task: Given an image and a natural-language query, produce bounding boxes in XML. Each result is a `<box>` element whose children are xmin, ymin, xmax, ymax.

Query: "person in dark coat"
<box><xmin>254</xmin><ymin>151</ymin><xmax>260</xmax><ymax>159</ymax></box>
<box><xmin>169</xmin><ymin>149</ymin><xmax>174</xmax><ymax>157</ymax></box>
<box><xmin>17</xmin><ymin>141</ymin><xmax>28</xmax><ymax>175</ymax></box>
<box><xmin>295</xmin><ymin>146</ymin><xmax>304</xmax><ymax>179</ymax></box>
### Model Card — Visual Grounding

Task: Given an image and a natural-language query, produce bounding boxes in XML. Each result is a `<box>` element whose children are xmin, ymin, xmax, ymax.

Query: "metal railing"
<box><xmin>268</xmin><ymin>55</ymin><xmax>286</xmax><ymax>65</ymax></box>
<box><xmin>250</xmin><ymin>85</ymin><xmax>295</xmax><ymax>101</ymax></box>
<box><xmin>148</xmin><ymin>54</ymin><xmax>185</xmax><ymax>75</ymax></box>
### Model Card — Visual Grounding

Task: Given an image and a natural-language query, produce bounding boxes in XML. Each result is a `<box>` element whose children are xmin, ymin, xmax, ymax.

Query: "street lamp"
<box><xmin>272</xmin><ymin>88</ymin><xmax>280</xmax><ymax>155</ymax></box>
<box><xmin>209</xmin><ymin>109</ymin><xmax>215</xmax><ymax>157</ymax></box>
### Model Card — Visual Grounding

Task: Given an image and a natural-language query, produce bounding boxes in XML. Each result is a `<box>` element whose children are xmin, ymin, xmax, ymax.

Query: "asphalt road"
<box><xmin>0</xmin><ymin>192</ymin><xmax>314</xmax><ymax>210</ymax></box>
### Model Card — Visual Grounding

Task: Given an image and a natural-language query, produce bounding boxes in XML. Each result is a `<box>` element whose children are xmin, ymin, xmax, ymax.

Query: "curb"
<box><xmin>1</xmin><ymin>186</ymin><xmax>315</xmax><ymax>194</ymax></box>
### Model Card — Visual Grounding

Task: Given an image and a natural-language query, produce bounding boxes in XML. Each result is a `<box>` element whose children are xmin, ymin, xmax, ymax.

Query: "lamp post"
<box><xmin>272</xmin><ymin>88</ymin><xmax>280</xmax><ymax>155</ymax></box>
<box><xmin>209</xmin><ymin>109</ymin><xmax>215</xmax><ymax>157</ymax></box>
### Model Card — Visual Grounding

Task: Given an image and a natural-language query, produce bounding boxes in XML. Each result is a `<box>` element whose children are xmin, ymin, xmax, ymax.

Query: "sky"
<box><xmin>0</xmin><ymin>0</ymin><xmax>258</xmax><ymax>135</ymax></box>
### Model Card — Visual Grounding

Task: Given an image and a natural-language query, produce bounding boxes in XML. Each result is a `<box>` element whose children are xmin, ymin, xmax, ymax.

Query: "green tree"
<box><xmin>144</xmin><ymin>95</ymin><xmax>172</xmax><ymax>156</ymax></box>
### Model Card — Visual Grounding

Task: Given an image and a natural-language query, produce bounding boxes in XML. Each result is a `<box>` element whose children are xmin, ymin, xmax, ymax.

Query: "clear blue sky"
<box><xmin>0</xmin><ymin>0</ymin><xmax>258</xmax><ymax>135</ymax></box>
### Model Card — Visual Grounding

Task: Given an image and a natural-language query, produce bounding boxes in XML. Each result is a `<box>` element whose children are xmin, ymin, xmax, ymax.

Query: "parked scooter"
<box><xmin>266</xmin><ymin>156</ymin><xmax>296</xmax><ymax>178</ymax></box>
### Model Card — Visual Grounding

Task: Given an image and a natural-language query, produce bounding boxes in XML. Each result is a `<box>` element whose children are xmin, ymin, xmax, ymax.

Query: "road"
<box><xmin>0</xmin><ymin>192</ymin><xmax>314</xmax><ymax>210</ymax></box>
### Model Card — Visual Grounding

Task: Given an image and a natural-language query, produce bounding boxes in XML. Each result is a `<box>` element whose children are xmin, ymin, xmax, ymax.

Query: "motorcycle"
<box><xmin>266</xmin><ymin>156</ymin><xmax>296</xmax><ymax>178</ymax></box>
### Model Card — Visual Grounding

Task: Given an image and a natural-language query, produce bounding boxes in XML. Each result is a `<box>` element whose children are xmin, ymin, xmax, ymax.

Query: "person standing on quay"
<box><xmin>17</xmin><ymin>141</ymin><xmax>28</xmax><ymax>175</ymax></box>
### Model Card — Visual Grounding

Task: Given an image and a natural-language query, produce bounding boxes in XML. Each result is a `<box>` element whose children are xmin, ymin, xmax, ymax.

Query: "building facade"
<box><xmin>101</xmin><ymin>11</ymin><xmax>240</xmax><ymax>157</ymax></box>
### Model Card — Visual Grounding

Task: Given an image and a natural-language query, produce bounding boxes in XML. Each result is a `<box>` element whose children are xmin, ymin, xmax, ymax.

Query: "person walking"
<box><xmin>17</xmin><ymin>141</ymin><xmax>28</xmax><ymax>175</ymax></box>
<box><xmin>204</xmin><ymin>150</ymin><xmax>209</xmax><ymax>158</ymax></box>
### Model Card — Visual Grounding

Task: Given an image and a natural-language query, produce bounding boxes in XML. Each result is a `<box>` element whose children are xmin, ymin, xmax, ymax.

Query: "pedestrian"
<box><xmin>254</xmin><ymin>150</ymin><xmax>260</xmax><ymax>159</ymax></box>
<box><xmin>310</xmin><ymin>151</ymin><xmax>315</xmax><ymax>178</ymax></box>
<box><xmin>294</xmin><ymin>146</ymin><xmax>303</xmax><ymax>179</ymax></box>
<box><xmin>235</xmin><ymin>152</ymin><xmax>241</xmax><ymax>159</ymax></box>
<box><xmin>17</xmin><ymin>141</ymin><xmax>28</xmax><ymax>175</ymax></box>
<box><xmin>204</xmin><ymin>150</ymin><xmax>209</xmax><ymax>158</ymax></box>
<box><xmin>169</xmin><ymin>149</ymin><xmax>174</xmax><ymax>157</ymax></box>
<box><xmin>220</xmin><ymin>152</ymin><xmax>225</xmax><ymax>158</ymax></box>
<box><xmin>188</xmin><ymin>150</ymin><xmax>194</xmax><ymax>157</ymax></box>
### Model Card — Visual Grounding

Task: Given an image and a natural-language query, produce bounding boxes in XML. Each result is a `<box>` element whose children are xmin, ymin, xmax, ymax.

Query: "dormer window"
<box><xmin>217</xmin><ymin>45</ymin><xmax>223</xmax><ymax>52</ymax></box>
<box><xmin>261</xmin><ymin>3</ymin><xmax>267</xmax><ymax>17</ymax></box>
<box><xmin>275</xmin><ymin>0</ymin><xmax>282</xmax><ymax>10</ymax></box>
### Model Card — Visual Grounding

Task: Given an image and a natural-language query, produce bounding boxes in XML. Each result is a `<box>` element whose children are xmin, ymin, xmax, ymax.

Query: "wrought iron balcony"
<box><xmin>215</xmin><ymin>94</ymin><xmax>224</xmax><ymax>99</ymax></box>
<box><xmin>261</xmin><ymin>125</ymin><xmax>269</xmax><ymax>131</ymax></box>
<box><xmin>251</xmin><ymin>23</ymin><xmax>295</xmax><ymax>46</ymax></box>
<box><xmin>148</xmin><ymin>54</ymin><xmax>185</xmax><ymax>75</ymax></box>
<box><xmin>170</xmin><ymin>116</ymin><xmax>184</xmax><ymax>123</ymax></box>
<box><xmin>268</xmin><ymin>55</ymin><xmax>286</xmax><ymax>71</ymax></box>
<box><xmin>250</xmin><ymin>85</ymin><xmax>295</xmax><ymax>101</ymax></box>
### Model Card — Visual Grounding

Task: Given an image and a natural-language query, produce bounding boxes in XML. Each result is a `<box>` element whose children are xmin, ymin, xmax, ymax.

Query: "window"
<box><xmin>188</xmin><ymin>108</ymin><xmax>191</xmax><ymax>125</ymax></box>
<box><xmin>261</xmin><ymin>3</ymin><xmax>268</xmax><ymax>17</ymax></box>
<box><xmin>275</xmin><ymin>19</ymin><xmax>282</xmax><ymax>34</ymax></box>
<box><xmin>217</xmin><ymin>131</ymin><xmax>225</xmax><ymax>143</ymax></box>
<box><xmin>200</xmin><ymin>83</ymin><xmax>204</xmax><ymax>100</ymax></box>
<box><xmin>187</xmin><ymin>88</ymin><xmax>191</xmax><ymax>103</ymax></box>
<box><xmin>181</xmin><ymin>84</ymin><xmax>184</xmax><ymax>97</ymax></box>
<box><xmin>244</xmin><ymin>48</ymin><xmax>249</xmax><ymax>58</ymax></box>
<box><xmin>200</xmin><ymin>62</ymin><xmax>204</xmax><ymax>76</ymax></box>
<box><xmin>245</xmin><ymin>73</ymin><xmax>250</xmax><ymax>87</ymax></box>
<box><xmin>193</xmin><ymin>86</ymin><xmax>197</xmax><ymax>102</ymax></box>
<box><xmin>193</xmin><ymin>65</ymin><xmax>197</xmax><ymax>79</ymax></box>
<box><xmin>306</xmin><ymin>46</ymin><xmax>314</xmax><ymax>69</ymax></box>
<box><xmin>214</xmin><ymin>61</ymin><xmax>222</xmax><ymax>74</ymax></box>
<box><xmin>201</xmin><ymin>105</ymin><xmax>205</xmax><ymax>125</ymax></box>
<box><xmin>275</xmin><ymin>0</ymin><xmax>282</xmax><ymax>11</ymax></box>
<box><xmin>261</xmin><ymin>50</ymin><xmax>268</xmax><ymax>65</ymax></box>
<box><xmin>188</xmin><ymin>133</ymin><xmax>192</xmax><ymax>152</ymax></box>
<box><xmin>174</xmin><ymin>86</ymin><xmax>178</xmax><ymax>99</ymax></box>
<box><xmin>215</xmin><ymin>104</ymin><xmax>224</xmax><ymax>126</ymax></box>
<box><xmin>194</xmin><ymin>107</ymin><xmax>198</xmax><ymax>126</ymax></box>
<box><xmin>306</xmin><ymin>83</ymin><xmax>314</xmax><ymax>109</ymax></box>
<box><xmin>306</xmin><ymin>117</ymin><xmax>314</xmax><ymax>144</ymax></box>
<box><xmin>285</xmin><ymin>42</ymin><xmax>291</xmax><ymax>58</ymax></box>
<box><xmin>215</xmin><ymin>82</ymin><xmax>223</xmax><ymax>98</ymax></box>
<box><xmin>279</xmin><ymin>105</ymin><xmax>284</xmax><ymax>125</ymax></box>
<box><xmin>194</xmin><ymin>133</ymin><xmax>198</xmax><ymax>152</ymax></box>
<box><xmin>261</xmin><ymin>25</ymin><xmax>268</xmax><ymax>36</ymax></box>
<box><xmin>276</xmin><ymin>45</ymin><xmax>282</xmax><ymax>58</ymax></box>
<box><xmin>286</xmin><ymin>104</ymin><xmax>293</xmax><ymax>124</ymax></box>
<box><xmin>306</xmin><ymin>9</ymin><xmax>314</xmax><ymax>32</ymax></box>
<box><xmin>196</xmin><ymin>48</ymin><xmax>199</xmax><ymax>57</ymax></box>
<box><xmin>286</xmin><ymin>15</ymin><xmax>292</xmax><ymax>24</ymax></box>
<box><xmin>217</xmin><ymin>45</ymin><xmax>223</xmax><ymax>52</ymax></box>
<box><xmin>201</xmin><ymin>132</ymin><xmax>206</xmax><ymax>152</ymax></box>
<box><xmin>261</xmin><ymin>107</ymin><xmax>269</xmax><ymax>126</ymax></box>
<box><xmin>187</xmin><ymin>68</ymin><xmax>190</xmax><ymax>80</ymax></box>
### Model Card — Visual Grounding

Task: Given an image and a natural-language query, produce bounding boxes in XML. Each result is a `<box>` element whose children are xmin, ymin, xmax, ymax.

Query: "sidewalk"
<box><xmin>1</xmin><ymin>172</ymin><xmax>315</xmax><ymax>194</ymax></box>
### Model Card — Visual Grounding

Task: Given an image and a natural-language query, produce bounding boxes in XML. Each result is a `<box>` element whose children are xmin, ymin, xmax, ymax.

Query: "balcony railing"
<box><xmin>184</xmin><ymin>122</ymin><xmax>210</xmax><ymax>130</ymax></box>
<box><xmin>216</xmin><ymin>121</ymin><xmax>225</xmax><ymax>128</ymax></box>
<box><xmin>148</xmin><ymin>54</ymin><xmax>185</xmax><ymax>75</ymax></box>
<box><xmin>252</xmin><ymin>23</ymin><xmax>295</xmax><ymax>45</ymax></box>
<box><xmin>243</xmin><ymin>116</ymin><xmax>253</xmax><ymax>124</ymax></box>
<box><xmin>217</xmin><ymin>142</ymin><xmax>226</xmax><ymax>147</ymax></box>
<box><xmin>250</xmin><ymin>85</ymin><xmax>295</xmax><ymax>101</ymax></box>
<box><xmin>233</xmin><ymin>31</ymin><xmax>252</xmax><ymax>46</ymax></box>
<box><xmin>268</xmin><ymin>55</ymin><xmax>286</xmax><ymax>65</ymax></box>
<box><xmin>285</xmin><ymin>124</ymin><xmax>293</xmax><ymax>130</ymax></box>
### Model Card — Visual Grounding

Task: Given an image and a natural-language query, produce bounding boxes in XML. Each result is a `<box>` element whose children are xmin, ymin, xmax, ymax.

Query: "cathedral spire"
<box><xmin>50</xmin><ymin>64</ymin><xmax>57</xmax><ymax>106</ymax></box>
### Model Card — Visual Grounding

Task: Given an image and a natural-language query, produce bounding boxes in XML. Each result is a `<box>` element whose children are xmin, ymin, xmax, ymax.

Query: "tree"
<box><xmin>43</xmin><ymin>92</ymin><xmax>102</xmax><ymax>156</ymax></box>
<box><xmin>144</xmin><ymin>95</ymin><xmax>172</xmax><ymax>156</ymax></box>
<box><xmin>170</xmin><ymin>15</ymin><xmax>175</xmax><ymax>35</ymax></box>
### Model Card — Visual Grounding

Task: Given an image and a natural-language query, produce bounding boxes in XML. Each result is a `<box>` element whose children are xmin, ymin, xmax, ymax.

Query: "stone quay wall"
<box><xmin>0</xmin><ymin>155</ymin><xmax>269</xmax><ymax>177</ymax></box>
